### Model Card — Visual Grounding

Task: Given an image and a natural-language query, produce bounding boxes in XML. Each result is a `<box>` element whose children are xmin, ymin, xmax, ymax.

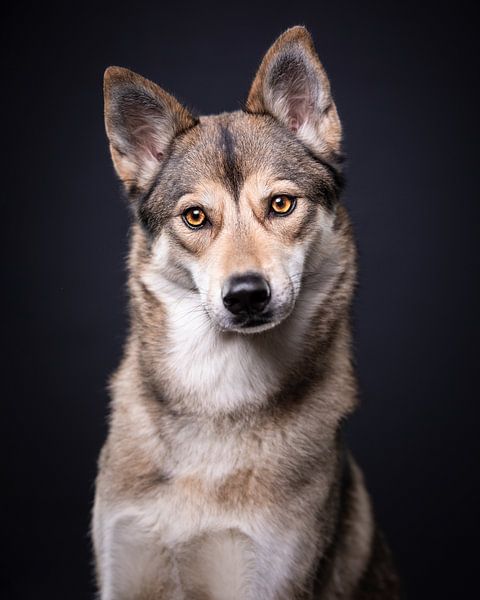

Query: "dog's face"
<box><xmin>104</xmin><ymin>27</ymin><xmax>344</xmax><ymax>334</ymax></box>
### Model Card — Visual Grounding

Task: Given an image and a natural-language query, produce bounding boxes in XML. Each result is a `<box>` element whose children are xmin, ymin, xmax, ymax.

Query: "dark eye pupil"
<box><xmin>189</xmin><ymin>209</ymin><xmax>203</xmax><ymax>223</ymax></box>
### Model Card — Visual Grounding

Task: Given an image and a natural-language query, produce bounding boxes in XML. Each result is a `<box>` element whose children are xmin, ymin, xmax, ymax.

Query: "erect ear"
<box><xmin>246</xmin><ymin>26</ymin><xmax>341</xmax><ymax>157</ymax></box>
<box><xmin>104</xmin><ymin>67</ymin><xmax>197</xmax><ymax>194</ymax></box>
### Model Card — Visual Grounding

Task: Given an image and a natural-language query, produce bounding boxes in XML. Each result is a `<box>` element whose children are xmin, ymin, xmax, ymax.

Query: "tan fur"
<box><xmin>93</xmin><ymin>26</ymin><xmax>399</xmax><ymax>600</ymax></box>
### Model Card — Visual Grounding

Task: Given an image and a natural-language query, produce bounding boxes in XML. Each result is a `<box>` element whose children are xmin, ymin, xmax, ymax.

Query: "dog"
<box><xmin>92</xmin><ymin>26</ymin><xmax>400</xmax><ymax>599</ymax></box>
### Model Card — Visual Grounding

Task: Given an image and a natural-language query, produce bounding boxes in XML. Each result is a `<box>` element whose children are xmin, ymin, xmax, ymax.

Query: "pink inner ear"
<box><xmin>132</xmin><ymin>123</ymin><xmax>165</xmax><ymax>162</ymax></box>
<box><xmin>286</xmin><ymin>94</ymin><xmax>310</xmax><ymax>133</ymax></box>
<box><xmin>142</xmin><ymin>144</ymin><xmax>164</xmax><ymax>162</ymax></box>
<box><xmin>289</xmin><ymin>116</ymin><xmax>300</xmax><ymax>132</ymax></box>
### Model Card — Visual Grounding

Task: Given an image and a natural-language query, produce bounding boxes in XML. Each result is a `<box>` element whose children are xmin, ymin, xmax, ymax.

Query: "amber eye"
<box><xmin>270</xmin><ymin>195</ymin><xmax>296</xmax><ymax>216</ymax></box>
<box><xmin>182</xmin><ymin>207</ymin><xmax>207</xmax><ymax>228</ymax></box>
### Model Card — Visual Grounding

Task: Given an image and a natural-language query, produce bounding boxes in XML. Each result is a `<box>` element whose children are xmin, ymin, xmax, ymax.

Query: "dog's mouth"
<box><xmin>213</xmin><ymin>307</ymin><xmax>292</xmax><ymax>335</ymax></box>
<box><xmin>234</xmin><ymin>312</ymin><xmax>275</xmax><ymax>332</ymax></box>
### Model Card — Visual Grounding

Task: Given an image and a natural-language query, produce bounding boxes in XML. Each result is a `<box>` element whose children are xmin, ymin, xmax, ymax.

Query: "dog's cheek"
<box><xmin>140</xmin><ymin>234</ymin><xmax>172</xmax><ymax>298</ymax></box>
<box><xmin>140</xmin><ymin>233</ymin><xmax>193</xmax><ymax>300</ymax></box>
<box><xmin>285</xmin><ymin>244</ymin><xmax>308</xmax><ymax>298</ymax></box>
<box><xmin>188</xmin><ymin>257</ymin><xmax>215</xmax><ymax>305</ymax></box>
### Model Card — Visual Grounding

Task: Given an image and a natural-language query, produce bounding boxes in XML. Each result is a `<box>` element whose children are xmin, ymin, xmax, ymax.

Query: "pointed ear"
<box><xmin>246</xmin><ymin>26</ymin><xmax>341</xmax><ymax>157</ymax></box>
<box><xmin>104</xmin><ymin>67</ymin><xmax>197</xmax><ymax>194</ymax></box>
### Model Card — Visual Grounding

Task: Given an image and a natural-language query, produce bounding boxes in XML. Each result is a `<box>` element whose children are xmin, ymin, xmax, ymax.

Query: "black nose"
<box><xmin>222</xmin><ymin>273</ymin><xmax>271</xmax><ymax>316</ymax></box>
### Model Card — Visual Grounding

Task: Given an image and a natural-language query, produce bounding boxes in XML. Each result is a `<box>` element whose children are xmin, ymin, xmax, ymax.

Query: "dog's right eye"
<box><xmin>270</xmin><ymin>195</ymin><xmax>297</xmax><ymax>216</ymax></box>
<box><xmin>182</xmin><ymin>207</ymin><xmax>207</xmax><ymax>229</ymax></box>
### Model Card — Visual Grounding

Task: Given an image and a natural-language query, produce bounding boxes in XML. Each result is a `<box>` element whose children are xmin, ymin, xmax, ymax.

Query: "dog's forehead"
<box><xmin>167</xmin><ymin>112</ymin><xmax>306</xmax><ymax>198</ymax></box>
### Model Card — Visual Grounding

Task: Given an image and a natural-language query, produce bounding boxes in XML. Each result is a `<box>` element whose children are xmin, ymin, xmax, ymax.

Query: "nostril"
<box><xmin>222</xmin><ymin>273</ymin><xmax>271</xmax><ymax>316</ymax></box>
<box><xmin>250</xmin><ymin>285</ymin><xmax>269</xmax><ymax>307</ymax></box>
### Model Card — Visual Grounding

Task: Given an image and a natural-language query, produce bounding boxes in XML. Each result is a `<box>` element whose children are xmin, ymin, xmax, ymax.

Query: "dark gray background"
<box><xmin>2</xmin><ymin>1</ymin><xmax>478</xmax><ymax>598</ymax></box>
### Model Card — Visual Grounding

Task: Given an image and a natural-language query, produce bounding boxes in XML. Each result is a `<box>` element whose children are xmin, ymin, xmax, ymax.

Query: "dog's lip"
<box><xmin>209</xmin><ymin>303</ymin><xmax>294</xmax><ymax>334</ymax></box>
<box><xmin>237</xmin><ymin>312</ymin><xmax>274</xmax><ymax>328</ymax></box>
<box><xmin>223</xmin><ymin>312</ymin><xmax>282</xmax><ymax>334</ymax></box>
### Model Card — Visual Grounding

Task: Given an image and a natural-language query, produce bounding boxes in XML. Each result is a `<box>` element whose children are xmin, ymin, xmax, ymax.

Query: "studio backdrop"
<box><xmin>2</xmin><ymin>2</ymin><xmax>478</xmax><ymax>599</ymax></box>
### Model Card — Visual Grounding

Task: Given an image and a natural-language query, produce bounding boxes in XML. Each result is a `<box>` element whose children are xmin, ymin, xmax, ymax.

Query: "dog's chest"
<box><xmin>156</xmin><ymin>426</ymin><xmax>273</xmax><ymax>534</ymax></box>
<box><xmin>107</xmin><ymin>434</ymin><xmax>287</xmax><ymax>599</ymax></box>
<box><xmin>114</xmin><ymin>457</ymin><xmax>297</xmax><ymax>600</ymax></box>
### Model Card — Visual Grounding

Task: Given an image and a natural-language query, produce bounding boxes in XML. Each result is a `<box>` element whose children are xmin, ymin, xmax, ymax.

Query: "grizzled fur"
<box><xmin>93</xmin><ymin>26</ymin><xmax>400</xmax><ymax>599</ymax></box>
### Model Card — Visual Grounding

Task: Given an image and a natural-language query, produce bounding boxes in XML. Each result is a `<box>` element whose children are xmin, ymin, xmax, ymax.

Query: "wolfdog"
<box><xmin>93</xmin><ymin>26</ymin><xmax>400</xmax><ymax>599</ymax></box>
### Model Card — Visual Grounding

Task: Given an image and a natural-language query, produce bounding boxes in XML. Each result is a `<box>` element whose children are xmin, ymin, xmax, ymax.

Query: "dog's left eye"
<box><xmin>270</xmin><ymin>195</ymin><xmax>297</xmax><ymax>216</ymax></box>
<box><xmin>182</xmin><ymin>207</ymin><xmax>207</xmax><ymax>229</ymax></box>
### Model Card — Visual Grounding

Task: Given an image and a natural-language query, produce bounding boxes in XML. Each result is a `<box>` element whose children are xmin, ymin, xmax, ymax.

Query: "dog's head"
<box><xmin>104</xmin><ymin>27</ymin><xmax>348</xmax><ymax>335</ymax></box>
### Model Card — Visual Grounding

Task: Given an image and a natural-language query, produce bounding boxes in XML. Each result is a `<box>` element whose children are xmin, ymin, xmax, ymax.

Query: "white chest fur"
<box><xmin>96</xmin><ymin>486</ymin><xmax>307</xmax><ymax>600</ymax></box>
